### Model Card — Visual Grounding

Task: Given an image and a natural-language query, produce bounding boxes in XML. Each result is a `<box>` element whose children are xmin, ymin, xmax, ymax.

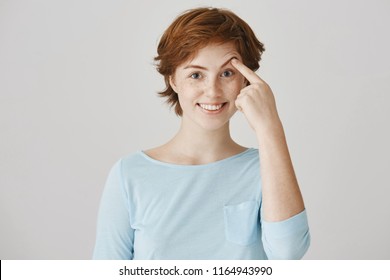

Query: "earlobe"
<box><xmin>169</xmin><ymin>76</ymin><xmax>178</xmax><ymax>93</ymax></box>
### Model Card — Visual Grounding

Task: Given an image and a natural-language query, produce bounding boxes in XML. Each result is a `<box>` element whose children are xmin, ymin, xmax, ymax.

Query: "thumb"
<box><xmin>235</xmin><ymin>98</ymin><xmax>243</xmax><ymax>112</ymax></box>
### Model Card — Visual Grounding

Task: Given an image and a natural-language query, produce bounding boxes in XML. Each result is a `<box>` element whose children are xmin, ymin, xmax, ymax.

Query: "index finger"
<box><xmin>231</xmin><ymin>58</ymin><xmax>262</xmax><ymax>84</ymax></box>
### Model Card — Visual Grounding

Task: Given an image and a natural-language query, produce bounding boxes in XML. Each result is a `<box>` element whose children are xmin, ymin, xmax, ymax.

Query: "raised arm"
<box><xmin>232</xmin><ymin>58</ymin><xmax>304</xmax><ymax>222</ymax></box>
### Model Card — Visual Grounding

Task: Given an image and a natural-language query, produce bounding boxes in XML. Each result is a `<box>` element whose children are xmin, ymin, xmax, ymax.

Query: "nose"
<box><xmin>204</xmin><ymin>78</ymin><xmax>222</xmax><ymax>98</ymax></box>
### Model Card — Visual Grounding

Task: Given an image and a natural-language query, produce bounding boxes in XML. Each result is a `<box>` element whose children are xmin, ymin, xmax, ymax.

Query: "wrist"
<box><xmin>254</xmin><ymin>117</ymin><xmax>284</xmax><ymax>138</ymax></box>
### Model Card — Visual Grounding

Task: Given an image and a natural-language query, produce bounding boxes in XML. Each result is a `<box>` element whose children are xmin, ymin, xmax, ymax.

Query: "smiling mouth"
<box><xmin>197</xmin><ymin>102</ymin><xmax>227</xmax><ymax>111</ymax></box>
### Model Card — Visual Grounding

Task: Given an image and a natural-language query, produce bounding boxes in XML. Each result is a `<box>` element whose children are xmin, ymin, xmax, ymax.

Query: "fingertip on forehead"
<box><xmin>231</xmin><ymin>57</ymin><xmax>244</xmax><ymax>65</ymax></box>
<box><xmin>231</xmin><ymin>57</ymin><xmax>238</xmax><ymax>64</ymax></box>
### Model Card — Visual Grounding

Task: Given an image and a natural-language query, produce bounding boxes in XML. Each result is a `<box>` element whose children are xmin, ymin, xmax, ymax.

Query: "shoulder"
<box><xmin>235</xmin><ymin>147</ymin><xmax>259</xmax><ymax>162</ymax></box>
<box><xmin>230</xmin><ymin>147</ymin><xmax>259</xmax><ymax>168</ymax></box>
<box><xmin>104</xmin><ymin>151</ymin><xmax>157</xmax><ymax>189</ymax></box>
<box><xmin>212</xmin><ymin>148</ymin><xmax>259</xmax><ymax>174</ymax></box>
<box><xmin>119</xmin><ymin>151</ymin><xmax>151</xmax><ymax>168</ymax></box>
<box><xmin>106</xmin><ymin>151</ymin><xmax>150</xmax><ymax>177</ymax></box>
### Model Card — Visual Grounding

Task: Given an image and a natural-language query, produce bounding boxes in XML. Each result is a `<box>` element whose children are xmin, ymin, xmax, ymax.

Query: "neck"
<box><xmin>166</xmin><ymin>117</ymin><xmax>245</xmax><ymax>164</ymax></box>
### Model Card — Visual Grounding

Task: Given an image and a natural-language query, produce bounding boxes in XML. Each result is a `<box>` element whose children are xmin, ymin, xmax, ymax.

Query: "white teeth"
<box><xmin>199</xmin><ymin>103</ymin><xmax>224</xmax><ymax>111</ymax></box>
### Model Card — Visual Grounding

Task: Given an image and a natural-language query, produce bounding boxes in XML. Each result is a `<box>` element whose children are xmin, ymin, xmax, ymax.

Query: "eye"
<box><xmin>190</xmin><ymin>72</ymin><xmax>202</xmax><ymax>79</ymax></box>
<box><xmin>221</xmin><ymin>70</ymin><xmax>234</xmax><ymax>78</ymax></box>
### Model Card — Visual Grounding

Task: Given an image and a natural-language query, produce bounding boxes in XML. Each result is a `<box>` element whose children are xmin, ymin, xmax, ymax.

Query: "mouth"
<box><xmin>197</xmin><ymin>102</ymin><xmax>228</xmax><ymax>114</ymax></box>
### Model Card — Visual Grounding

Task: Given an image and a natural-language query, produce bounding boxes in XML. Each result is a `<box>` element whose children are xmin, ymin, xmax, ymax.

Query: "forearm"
<box><xmin>257</xmin><ymin>120</ymin><xmax>305</xmax><ymax>222</ymax></box>
<box><xmin>231</xmin><ymin>58</ymin><xmax>306</xmax><ymax>222</ymax></box>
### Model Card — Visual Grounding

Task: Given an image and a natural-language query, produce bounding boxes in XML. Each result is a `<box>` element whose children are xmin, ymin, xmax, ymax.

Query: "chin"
<box><xmin>196</xmin><ymin>118</ymin><xmax>231</xmax><ymax>132</ymax></box>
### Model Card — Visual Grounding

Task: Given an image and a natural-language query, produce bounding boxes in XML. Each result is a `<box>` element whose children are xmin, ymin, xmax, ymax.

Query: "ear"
<box><xmin>169</xmin><ymin>75</ymin><xmax>178</xmax><ymax>93</ymax></box>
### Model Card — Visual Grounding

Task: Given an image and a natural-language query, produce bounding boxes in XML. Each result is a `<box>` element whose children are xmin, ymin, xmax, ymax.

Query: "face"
<box><xmin>170</xmin><ymin>42</ymin><xmax>246</xmax><ymax>131</ymax></box>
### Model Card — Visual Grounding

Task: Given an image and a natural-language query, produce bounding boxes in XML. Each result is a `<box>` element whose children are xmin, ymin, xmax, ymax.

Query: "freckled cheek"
<box><xmin>188</xmin><ymin>85</ymin><xmax>204</xmax><ymax>98</ymax></box>
<box><xmin>177</xmin><ymin>83</ymin><xmax>204</xmax><ymax>106</ymax></box>
<box><xmin>177</xmin><ymin>81</ymin><xmax>203</xmax><ymax>94</ymax></box>
<box><xmin>222</xmin><ymin>81</ymin><xmax>243</xmax><ymax>98</ymax></box>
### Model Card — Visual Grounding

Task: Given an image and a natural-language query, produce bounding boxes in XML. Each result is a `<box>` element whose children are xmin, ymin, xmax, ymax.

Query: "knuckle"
<box><xmin>252</xmin><ymin>83</ymin><xmax>262</xmax><ymax>90</ymax></box>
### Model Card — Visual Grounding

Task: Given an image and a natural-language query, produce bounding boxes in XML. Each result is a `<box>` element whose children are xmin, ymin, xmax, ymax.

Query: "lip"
<box><xmin>197</xmin><ymin>102</ymin><xmax>228</xmax><ymax>114</ymax></box>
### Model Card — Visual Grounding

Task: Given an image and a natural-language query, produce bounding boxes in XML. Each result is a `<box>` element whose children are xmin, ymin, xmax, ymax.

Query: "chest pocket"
<box><xmin>223</xmin><ymin>200</ymin><xmax>260</xmax><ymax>246</ymax></box>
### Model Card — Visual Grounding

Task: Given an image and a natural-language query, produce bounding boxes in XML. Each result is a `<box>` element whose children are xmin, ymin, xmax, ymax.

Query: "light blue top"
<box><xmin>93</xmin><ymin>148</ymin><xmax>310</xmax><ymax>259</ymax></box>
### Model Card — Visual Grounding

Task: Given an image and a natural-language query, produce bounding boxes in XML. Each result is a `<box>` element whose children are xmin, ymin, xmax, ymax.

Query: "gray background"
<box><xmin>1</xmin><ymin>0</ymin><xmax>389</xmax><ymax>259</ymax></box>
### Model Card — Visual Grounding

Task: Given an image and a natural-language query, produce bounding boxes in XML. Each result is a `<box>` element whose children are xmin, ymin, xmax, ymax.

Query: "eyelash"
<box><xmin>221</xmin><ymin>70</ymin><xmax>234</xmax><ymax>77</ymax></box>
<box><xmin>190</xmin><ymin>72</ymin><xmax>202</xmax><ymax>79</ymax></box>
<box><xmin>189</xmin><ymin>70</ymin><xmax>235</xmax><ymax>79</ymax></box>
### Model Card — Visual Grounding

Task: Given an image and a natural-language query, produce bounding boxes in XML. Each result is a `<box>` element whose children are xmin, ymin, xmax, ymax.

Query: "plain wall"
<box><xmin>1</xmin><ymin>0</ymin><xmax>389</xmax><ymax>259</ymax></box>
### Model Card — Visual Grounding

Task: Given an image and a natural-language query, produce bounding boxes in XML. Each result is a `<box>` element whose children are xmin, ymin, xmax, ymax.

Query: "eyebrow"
<box><xmin>184</xmin><ymin>56</ymin><xmax>238</xmax><ymax>70</ymax></box>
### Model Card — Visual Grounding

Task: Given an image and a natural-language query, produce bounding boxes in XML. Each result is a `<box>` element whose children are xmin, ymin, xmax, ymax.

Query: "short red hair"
<box><xmin>155</xmin><ymin>7</ymin><xmax>265</xmax><ymax>116</ymax></box>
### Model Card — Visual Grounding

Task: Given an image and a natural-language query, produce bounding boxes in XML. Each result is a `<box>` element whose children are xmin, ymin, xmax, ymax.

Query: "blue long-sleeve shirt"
<box><xmin>93</xmin><ymin>148</ymin><xmax>310</xmax><ymax>259</ymax></box>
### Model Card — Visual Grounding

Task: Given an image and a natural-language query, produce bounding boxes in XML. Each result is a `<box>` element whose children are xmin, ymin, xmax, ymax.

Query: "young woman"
<box><xmin>93</xmin><ymin>7</ymin><xmax>310</xmax><ymax>260</ymax></box>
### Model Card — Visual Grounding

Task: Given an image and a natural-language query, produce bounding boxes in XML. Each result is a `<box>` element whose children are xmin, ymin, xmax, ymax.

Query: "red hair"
<box><xmin>155</xmin><ymin>7</ymin><xmax>265</xmax><ymax>116</ymax></box>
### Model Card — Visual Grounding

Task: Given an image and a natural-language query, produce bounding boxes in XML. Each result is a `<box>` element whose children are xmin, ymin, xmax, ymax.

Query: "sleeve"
<box><xmin>260</xmin><ymin>209</ymin><xmax>311</xmax><ymax>260</ymax></box>
<box><xmin>92</xmin><ymin>159</ymin><xmax>135</xmax><ymax>259</ymax></box>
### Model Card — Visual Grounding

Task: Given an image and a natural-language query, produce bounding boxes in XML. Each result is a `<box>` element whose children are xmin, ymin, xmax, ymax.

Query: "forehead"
<box><xmin>180</xmin><ymin>42</ymin><xmax>241</xmax><ymax>68</ymax></box>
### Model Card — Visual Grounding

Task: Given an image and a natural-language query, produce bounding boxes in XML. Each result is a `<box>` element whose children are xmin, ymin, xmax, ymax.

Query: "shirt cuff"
<box><xmin>262</xmin><ymin>209</ymin><xmax>309</xmax><ymax>238</ymax></box>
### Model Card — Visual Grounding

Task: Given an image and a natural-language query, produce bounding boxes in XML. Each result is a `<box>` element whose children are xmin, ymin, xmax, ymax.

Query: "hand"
<box><xmin>232</xmin><ymin>59</ymin><xmax>281</xmax><ymax>134</ymax></box>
